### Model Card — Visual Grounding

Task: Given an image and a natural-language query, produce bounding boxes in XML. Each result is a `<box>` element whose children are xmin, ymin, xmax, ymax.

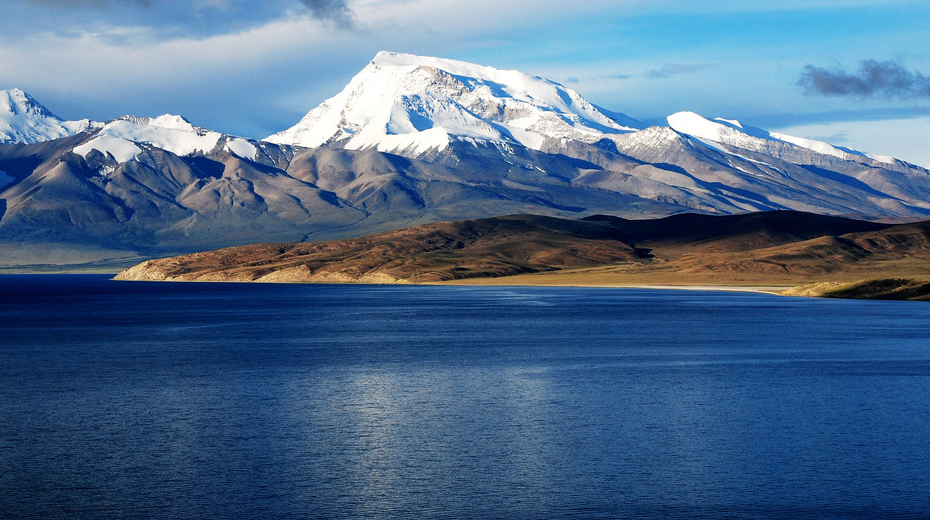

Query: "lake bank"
<box><xmin>12</xmin><ymin>266</ymin><xmax>930</xmax><ymax>301</ymax></box>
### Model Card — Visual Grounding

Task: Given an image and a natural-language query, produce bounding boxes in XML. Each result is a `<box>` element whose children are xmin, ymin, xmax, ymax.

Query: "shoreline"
<box><xmin>0</xmin><ymin>271</ymin><xmax>793</xmax><ymax>296</ymax></box>
<box><xmin>435</xmin><ymin>279</ymin><xmax>790</xmax><ymax>295</ymax></box>
<box><xmin>8</xmin><ymin>271</ymin><xmax>930</xmax><ymax>301</ymax></box>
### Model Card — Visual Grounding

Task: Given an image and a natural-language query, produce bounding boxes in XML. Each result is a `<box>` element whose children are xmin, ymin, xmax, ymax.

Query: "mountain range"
<box><xmin>3</xmin><ymin>51</ymin><xmax>930</xmax><ymax>269</ymax></box>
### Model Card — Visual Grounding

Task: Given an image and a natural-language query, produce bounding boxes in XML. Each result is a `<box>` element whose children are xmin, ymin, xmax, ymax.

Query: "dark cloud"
<box><xmin>799</xmin><ymin>60</ymin><xmax>930</xmax><ymax>99</ymax></box>
<box><xmin>22</xmin><ymin>1</ymin><xmax>359</xmax><ymax>33</ymax></box>
<box><xmin>26</xmin><ymin>0</ymin><xmax>152</xmax><ymax>6</ymax></box>
<box><xmin>298</xmin><ymin>0</ymin><xmax>357</xmax><ymax>30</ymax></box>
<box><xmin>9</xmin><ymin>1</ymin><xmax>361</xmax><ymax>41</ymax></box>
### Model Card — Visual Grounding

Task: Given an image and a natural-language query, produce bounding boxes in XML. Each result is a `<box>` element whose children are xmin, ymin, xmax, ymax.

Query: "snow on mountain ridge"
<box><xmin>0</xmin><ymin>89</ymin><xmax>258</xmax><ymax>162</ymax></box>
<box><xmin>266</xmin><ymin>51</ymin><xmax>639</xmax><ymax>154</ymax></box>
<box><xmin>115</xmin><ymin>114</ymin><xmax>205</xmax><ymax>133</ymax></box>
<box><xmin>73</xmin><ymin>113</ymin><xmax>256</xmax><ymax>163</ymax></box>
<box><xmin>667</xmin><ymin>111</ymin><xmax>894</xmax><ymax>165</ymax></box>
<box><xmin>0</xmin><ymin>88</ymin><xmax>100</xmax><ymax>144</ymax></box>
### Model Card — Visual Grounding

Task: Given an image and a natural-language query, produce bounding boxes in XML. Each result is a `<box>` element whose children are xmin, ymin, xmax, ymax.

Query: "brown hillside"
<box><xmin>116</xmin><ymin>215</ymin><xmax>647</xmax><ymax>283</ymax></box>
<box><xmin>116</xmin><ymin>211</ymin><xmax>930</xmax><ymax>288</ymax></box>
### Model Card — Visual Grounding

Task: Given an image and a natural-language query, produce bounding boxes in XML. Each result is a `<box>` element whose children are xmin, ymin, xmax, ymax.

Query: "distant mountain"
<box><xmin>0</xmin><ymin>117</ymin><xmax>370</xmax><ymax>268</ymax></box>
<box><xmin>0</xmin><ymin>88</ymin><xmax>100</xmax><ymax>144</ymax></box>
<box><xmin>5</xmin><ymin>52</ymin><xmax>930</xmax><ymax>270</ymax></box>
<box><xmin>264</xmin><ymin>51</ymin><xmax>930</xmax><ymax>220</ymax></box>
<box><xmin>114</xmin><ymin>211</ymin><xmax>930</xmax><ymax>286</ymax></box>
<box><xmin>71</xmin><ymin>114</ymin><xmax>260</xmax><ymax>163</ymax></box>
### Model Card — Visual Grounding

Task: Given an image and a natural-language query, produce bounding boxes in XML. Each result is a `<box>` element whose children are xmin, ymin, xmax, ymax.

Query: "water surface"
<box><xmin>2</xmin><ymin>275</ymin><xmax>929</xmax><ymax>519</ymax></box>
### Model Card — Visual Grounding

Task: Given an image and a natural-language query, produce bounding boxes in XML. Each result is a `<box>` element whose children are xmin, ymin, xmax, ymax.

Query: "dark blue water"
<box><xmin>2</xmin><ymin>275</ymin><xmax>930</xmax><ymax>519</ymax></box>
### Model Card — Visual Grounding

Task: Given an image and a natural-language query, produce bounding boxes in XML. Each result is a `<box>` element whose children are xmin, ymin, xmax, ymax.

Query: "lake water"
<box><xmin>2</xmin><ymin>275</ymin><xmax>930</xmax><ymax>519</ymax></box>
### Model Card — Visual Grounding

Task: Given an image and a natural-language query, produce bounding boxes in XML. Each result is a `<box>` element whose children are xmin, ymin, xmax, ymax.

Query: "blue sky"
<box><xmin>2</xmin><ymin>0</ymin><xmax>929</xmax><ymax>166</ymax></box>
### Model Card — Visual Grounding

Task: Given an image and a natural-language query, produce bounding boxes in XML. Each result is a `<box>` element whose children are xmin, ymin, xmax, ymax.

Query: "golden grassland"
<box><xmin>441</xmin><ymin>259</ymin><xmax>930</xmax><ymax>299</ymax></box>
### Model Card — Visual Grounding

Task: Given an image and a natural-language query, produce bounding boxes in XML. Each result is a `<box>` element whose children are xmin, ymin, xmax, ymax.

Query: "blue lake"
<box><xmin>2</xmin><ymin>274</ymin><xmax>930</xmax><ymax>519</ymax></box>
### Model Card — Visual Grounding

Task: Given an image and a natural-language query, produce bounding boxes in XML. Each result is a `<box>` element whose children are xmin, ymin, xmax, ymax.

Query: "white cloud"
<box><xmin>4</xmin><ymin>16</ymin><xmax>323</xmax><ymax>82</ymax></box>
<box><xmin>0</xmin><ymin>15</ymin><xmax>362</xmax><ymax>131</ymax></box>
<box><xmin>354</xmin><ymin>0</ymin><xmax>644</xmax><ymax>36</ymax></box>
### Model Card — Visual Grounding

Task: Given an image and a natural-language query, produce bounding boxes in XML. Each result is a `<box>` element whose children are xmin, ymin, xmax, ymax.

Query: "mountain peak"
<box><xmin>1</xmin><ymin>88</ymin><xmax>100</xmax><ymax>144</ymax></box>
<box><xmin>368</xmin><ymin>51</ymin><xmax>519</xmax><ymax>80</ymax></box>
<box><xmin>266</xmin><ymin>52</ymin><xmax>640</xmax><ymax>155</ymax></box>
<box><xmin>2</xmin><ymin>88</ymin><xmax>54</xmax><ymax>119</ymax></box>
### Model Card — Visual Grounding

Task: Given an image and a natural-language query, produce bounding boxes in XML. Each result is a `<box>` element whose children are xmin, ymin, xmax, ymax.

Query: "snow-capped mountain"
<box><xmin>0</xmin><ymin>90</ymin><xmax>260</xmax><ymax>162</ymax></box>
<box><xmin>0</xmin><ymin>88</ymin><xmax>101</xmax><ymax>144</ymax></box>
<box><xmin>5</xmin><ymin>54</ymin><xmax>930</xmax><ymax>270</ymax></box>
<box><xmin>266</xmin><ymin>51</ymin><xmax>640</xmax><ymax>155</ymax></box>
<box><xmin>73</xmin><ymin>114</ymin><xmax>260</xmax><ymax>163</ymax></box>
<box><xmin>265</xmin><ymin>51</ymin><xmax>909</xmax><ymax>169</ymax></box>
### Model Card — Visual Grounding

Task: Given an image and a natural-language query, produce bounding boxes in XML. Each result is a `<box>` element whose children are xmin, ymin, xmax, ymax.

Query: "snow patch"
<box><xmin>714</xmin><ymin>117</ymin><xmax>743</xmax><ymax>128</ymax></box>
<box><xmin>226</xmin><ymin>138</ymin><xmax>257</xmax><ymax>160</ymax></box>
<box><xmin>357</xmin><ymin>127</ymin><xmax>451</xmax><ymax>154</ymax></box>
<box><xmin>73</xmin><ymin>135</ymin><xmax>142</xmax><ymax>163</ymax></box>
<box><xmin>866</xmin><ymin>153</ymin><xmax>896</xmax><ymax>165</ymax></box>
<box><xmin>768</xmin><ymin>131</ymin><xmax>852</xmax><ymax>161</ymax></box>
<box><xmin>147</xmin><ymin>114</ymin><xmax>200</xmax><ymax>131</ymax></box>
<box><xmin>667</xmin><ymin>112</ymin><xmax>761</xmax><ymax>148</ymax></box>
